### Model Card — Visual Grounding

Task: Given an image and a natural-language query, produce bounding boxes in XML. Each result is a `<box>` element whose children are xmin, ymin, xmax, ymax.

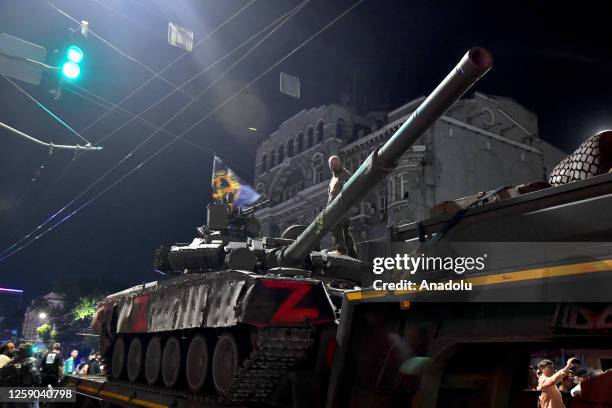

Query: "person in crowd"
<box><xmin>558</xmin><ymin>372</ymin><xmax>575</xmax><ymax>407</ymax></box>
<box><xmin>537</xmin><ymin>357</ymin><xmax>577</xmax><ymax>408</ymax></box>
<box><xmin>77</xmin><ymin>354</ymin><xmax>94</xmax><ymax>375</ymax></box>
<box><xmin>570</xmin><ymin>368</ymin><xmax>593</xmax><ymax>397</ymax></box>
<box><xmin>33</xmin><ymin>348</ymin><xmax>45</xmax><ymax>367</ymax></box>
<box><xmin>63</xmin><ymin>349</ymin><xmax>78</xmax><ymax>375</ymax></box>
<box><xmin>40</xmin><ymin>342</ymin><xmax>64</xmax><ymax>387</ymax></box>
<box><xmin>527</xmin><ymin>365</ymin><xmax>539</xmax><ymax>390</ymax></box>
<box><xmin>97</xmin><ymin>352</ymin><xmax>106</xmax><ymax>375</ymax></box>
<box><xmin>88</xmin><ymin>353</ymin><xmax>101</xmax><ymax>376</ymax></box>
<box><xmin>0</xmin><ymin>342</ymin><xmax>40</xmax><ymax>388</ymax></box>
<box><xmin>0</xmin><ymin>342</ymin><xmax>15</xmax><ymax>368</ymax></box>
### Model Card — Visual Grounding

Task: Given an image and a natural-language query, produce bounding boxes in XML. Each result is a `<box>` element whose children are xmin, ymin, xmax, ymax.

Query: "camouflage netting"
<box><xmin>548</xmin><ymin>130</ymin><xmax>612</xmax><ymax>186</ymax></box>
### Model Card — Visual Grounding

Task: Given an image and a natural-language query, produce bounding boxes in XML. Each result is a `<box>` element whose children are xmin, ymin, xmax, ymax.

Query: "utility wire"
<box><xmin>48</xmin><ymin>0</ymin><xmax>257</xmax><ymax>136</ymax></box>
<box><xmin>65</xmin><ymin>84</ymin><xmax>216</xmax><ymax>156</ymax></box>
<box><xmin>88</xmin><ymin>0</ymin><xmax>159</xmax><ymax>35</ymax></box>
<box><xmin>0</xmin><ymin>1</ymin><xmax>307</xmax><ymax>260</ymax></box>
<box><xmin>0</xmin><ymin>0</ymin><xmax>265</xmax><ymax>253</ymax></box>
<box><xmin>50</xmin><ymin>0</ymin><xmax>275</xmax><ymax>144</ymax></box>
<box><xmin>0</xmin><ymin>0</ymin><xmax>364</xmax><ymax>264</ymax></box>
<box><xmin>91</xmin><ymin>0</ymin><xmax>309</xmax><ymax>147</ymax></box>
<box><xmin>0</xmin><ymin>121</ymin><xmax>102</xmax><ymax>151</ymax></box>
<box><xmin>50</xmin><ymin>1</ymin><xmax>238</xmax><ymax>112</ymax></box>
<box><xmin>2</xmin><ymin>75</ymin><xmax>91</xmax><ymax>145</ymax></box>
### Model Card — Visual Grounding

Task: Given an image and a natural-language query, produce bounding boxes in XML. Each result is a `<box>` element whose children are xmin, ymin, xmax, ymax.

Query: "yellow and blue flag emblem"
<box><xmin>211</xmin><ymin>156</ymin><xmax>261</xmax><ymax>208</ymax></box>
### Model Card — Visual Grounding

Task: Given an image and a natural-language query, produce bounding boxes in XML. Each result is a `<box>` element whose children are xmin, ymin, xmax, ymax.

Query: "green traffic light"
<box><xmin>62</xmin><ymin>61</ymin><xmax>80</xmax><ymax>79</ymax></box>
<box><xmin>66</xmin><ymin>45</ymin><xmax>83</xmax><ymax>63</ymax></box>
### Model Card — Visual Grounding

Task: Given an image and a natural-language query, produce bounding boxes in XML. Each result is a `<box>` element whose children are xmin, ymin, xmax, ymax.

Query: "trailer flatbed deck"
<box><xmin>64</xmin><ymin>375</ymin><xmax>234</xmax><ymax>408</ymax></box>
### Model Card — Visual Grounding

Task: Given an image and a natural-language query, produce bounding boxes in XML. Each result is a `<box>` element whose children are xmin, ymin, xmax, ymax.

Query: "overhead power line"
<box><xmin>2</xmin><ymin>75</ymin><xmax>91</xmax><ymax>145</ymax></box>
<box><xmin>0</xmin><ymin>121</ymin><xmax>101</xmax><ymax>151</ymax></box>
<box><xmin>0</xmin><ymin>0</ymin><xmax>364</xmax><ymax>264</ymax></box>
<box><xmin>0</xmin><ymin>1</ymin><xmax>307</xmax><ymax>260</ymax></box>
<box><xmin>87</xmin><ymin>0</ymin><xmax>159</xmax><ymax>35</ymax></box>
<box><xmin>47</xmin><ymin>0</ymin><xmax>257</xmax><ymax>136</ymax></box>
<box><xmin>66</xmin><ymin>85</ymin><xmax>215</xmax><ymax>154</ymax></box>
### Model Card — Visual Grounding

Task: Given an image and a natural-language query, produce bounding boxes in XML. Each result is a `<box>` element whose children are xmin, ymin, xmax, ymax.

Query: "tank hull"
<box><xmin>92</xmin><ymin>271</ymin><xmax>336</xmax><ymax>335</ymax></box>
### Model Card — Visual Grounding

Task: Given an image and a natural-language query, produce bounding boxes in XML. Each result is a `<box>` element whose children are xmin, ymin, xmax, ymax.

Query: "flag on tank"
<box><xmin>211</xmin><ymin>155</ymin><xmax>261</xmax><ymax>208</ymax></box>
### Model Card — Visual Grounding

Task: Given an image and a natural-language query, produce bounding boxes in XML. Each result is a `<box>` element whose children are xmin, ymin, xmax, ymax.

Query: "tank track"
<box><xmin>221</xmin><ymin>326</ymin><xmax>314</xmax><ymax>405</ymax></box>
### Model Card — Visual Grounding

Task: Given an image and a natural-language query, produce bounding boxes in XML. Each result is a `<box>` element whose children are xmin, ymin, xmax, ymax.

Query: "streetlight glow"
<box><xmin>38</xmin><ymin>312</ymin><xmax>47</xmax><ymax>319</ymax></box>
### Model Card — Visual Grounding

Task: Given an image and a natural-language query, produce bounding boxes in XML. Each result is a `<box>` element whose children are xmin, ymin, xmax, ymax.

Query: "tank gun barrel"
<box><xmin>279</xmin><ymin>47</ymin><xmax>493</xmax><ymax>266</ymax></box>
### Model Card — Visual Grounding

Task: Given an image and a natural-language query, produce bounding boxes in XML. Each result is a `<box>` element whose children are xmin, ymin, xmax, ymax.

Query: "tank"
<box><xmin>91</xmin><ymin>47</ymin><xmax>493</xmax><ymax>405</ymax></box>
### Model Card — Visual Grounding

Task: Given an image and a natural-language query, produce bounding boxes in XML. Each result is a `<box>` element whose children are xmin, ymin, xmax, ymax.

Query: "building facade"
<box><xmin>21</xmin><ymin>292</ymin><xmax>65</xmax><ymax>340</ymax></box>
<box><xmin>254</xmin><ymin>93</ymin><xmax>565</xmax><ymax>249</ymax></box>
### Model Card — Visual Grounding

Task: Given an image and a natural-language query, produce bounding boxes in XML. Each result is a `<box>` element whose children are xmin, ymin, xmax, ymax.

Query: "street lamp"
<box><xmin>38</xmin><ymin>312</ymin><xmax>47</xmax><ymax>320</ymax></box>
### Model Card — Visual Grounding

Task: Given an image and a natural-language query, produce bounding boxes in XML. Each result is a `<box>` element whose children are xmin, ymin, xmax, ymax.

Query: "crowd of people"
<box><xmin>528</xmin><ymin>357</ymin><xmax>611</xmax><ymax>408</ymax></box>
<box><xmin>0</xmin><ymin>340</ymin><xmax>104</xmax><ymax>389</ymax></box>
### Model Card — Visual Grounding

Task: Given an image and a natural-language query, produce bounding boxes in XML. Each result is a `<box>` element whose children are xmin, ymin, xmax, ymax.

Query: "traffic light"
<box><xmin>66</xmin><ymin>45</ymin><xmax>83</xmax><ymax>63</ymax></box>
<box><xmin>60</xmin><ymin>45</ymin><xmax>83</xmax><ymax>79</ymax></box>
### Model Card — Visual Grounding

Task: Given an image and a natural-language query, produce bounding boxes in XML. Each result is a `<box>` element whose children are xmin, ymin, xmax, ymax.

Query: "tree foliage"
<box><xmin>72</xmin><ymin>297</ymin><xmax>98</xmax><ymax>321</ymax></box>
<box><xmin>36</xmin><ymin>323</ymin><xmax>57</xmax><ymax>342</ymax></box>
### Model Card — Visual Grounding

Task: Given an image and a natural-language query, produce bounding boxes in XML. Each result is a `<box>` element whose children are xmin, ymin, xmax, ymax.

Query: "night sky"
<box><xmin>1</xmin><ymin>0</ymin><xmax>611</xmax><ymax>300</ymax></box>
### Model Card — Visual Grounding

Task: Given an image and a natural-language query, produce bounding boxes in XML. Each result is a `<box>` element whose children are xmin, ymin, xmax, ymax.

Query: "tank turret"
<box><xmin>92</xmin><ymin>48</ymin><xmax>493</xmax><ymax>406</ymax></box>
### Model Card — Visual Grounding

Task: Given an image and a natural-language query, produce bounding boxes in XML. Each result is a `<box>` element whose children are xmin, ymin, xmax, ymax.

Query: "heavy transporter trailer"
<box><xmin>64</xmin><ymin>174</ymin><xmax>612</xmax><ymax>408</ymax></box>
<box><xmin>323</xmin><ymin>172</ymin><xmax>612</xmax><ymax>407</ymax></box>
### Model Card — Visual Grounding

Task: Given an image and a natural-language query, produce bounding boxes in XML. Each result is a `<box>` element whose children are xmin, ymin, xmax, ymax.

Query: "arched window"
<box><xmin>311</xmin><ymin>152</ymin><xmax>325</xmax><ymax>184</ymax></box>
<box><xmin>261</xmin><ymin>153</ymin><xmax>268</xmax><ymax>173</ymax></box>
<box><xmin>307</xmin><ymin>127</ymin><xmax>314</xmax><ymax>148</ymax></box>
<box><xmin>316</xmin><ymin>121</ymin><xmax>324</xmax><ymax>142</ymax></box>
<box><xmin>256</xmin><ymin>183</ymin><xmax>266</xmax><ymax>199</ymax></box>
<box><xmin>270</xmin><ymin>150</ymin><xmax>276</xmax><ymax>168</ymax></box>
<box><xmin>281</xmin><ymin>170</ymin><xmax>305</xmax><ymax>201</ymax></box>
<box><xmin>296</xmin><ymin>132</ymin><xmax>304</xmax><ymax>153</ymax></box>
<box><xmin>278</xmin><ymin>144</ymin><xmax>284</xmax><ymax>163</ymax></box>
<box><xmin>287</xmin><ymin>138</ymin><xmax>294</xmax><ymax>157</ymax></box>
<box><xmin>335</xmin><ymin>119</ymin><xmax>344</xmax><ymax>139</ymax></box>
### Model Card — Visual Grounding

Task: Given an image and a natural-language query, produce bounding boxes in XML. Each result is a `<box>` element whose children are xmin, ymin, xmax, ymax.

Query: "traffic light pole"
<box><xmin>0</xmin><ymin>120</ymin><xmax>102</xmax><ymax>152</ymax></box>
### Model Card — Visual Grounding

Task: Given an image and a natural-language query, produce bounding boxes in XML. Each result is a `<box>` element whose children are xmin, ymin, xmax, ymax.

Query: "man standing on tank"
<box><xmin>327</xmin><ymin>156</ymin><xmax>357</xmax><ymax>258</ymax></box>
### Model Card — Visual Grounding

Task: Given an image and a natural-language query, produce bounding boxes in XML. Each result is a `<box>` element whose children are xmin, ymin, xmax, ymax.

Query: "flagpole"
<box><xmin>211</xmin><ymin>153</ymin><xmax>217</xmax><ymax>202</ymax></box>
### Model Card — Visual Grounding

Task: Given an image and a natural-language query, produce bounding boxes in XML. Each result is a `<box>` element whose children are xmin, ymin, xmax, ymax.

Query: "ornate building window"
<box><xmin>296</xmin><ymin>132</ymin><xmax>304</xmax><ymax>153</ymax></box>
<box><xmin>391</xmin><ymin>173</ymin><xmax>411</xmax><ymax>201</ymax></box>
<box><xmin>287</xmin><ymin>138</ymin><xmax>294</xmax><ymax>157</ymax></box>
<box><xmin>281</xmin><ymin>170</ymin><xmax>305</xmax><ymax>201</ymax></box>
<box><xmin>278</xmin><ymin>144</ymin><xmax>285</xmax><ymax>163</ymax></box>
<box><xmin>316</xmin><ymin>121</ymin><xmax>325</xmax><ymax>142</ymax></box>
<box><xmin>312</xmin><ymin>152</ymin><xmax>325</xmax><ymax>184</ymax></box>
<box><xmin>335</xmin><ymin>119</ymin><xmax>344</xmax><ymax>139</ymax></box>
<box><xmin>307</xmin><ymin>126</ymin><xmax>314</xmax><ymax>148</ymax></box>
<box><xmin>270</xmin><ymin>150</ymin><xmax>276</xmax><ymax>168</ymax></box>
<box><xmin>260</xmin><ymin>153</ymin><xmax>268</xmax><ymax>173</ymax></box>
<box><xmin>378</xmin><ymin>189</ymin><xmax>387</xmax><ymax>214</ymax></box>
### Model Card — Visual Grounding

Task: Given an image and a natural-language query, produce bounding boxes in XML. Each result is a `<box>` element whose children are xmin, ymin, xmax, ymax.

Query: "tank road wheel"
<box><xmin>111</xmin><ymin>336</ymin><xmax>126</xmax><ymax>379</ymax></box>
<box><xmin>186</xmin><ymin>334</ymin><xmax>210</xmax><ymax>393</ymax></box>
<box><xmin>212</xmin><ymin>333</ymin><xmax>241</xmax><ymax>396</ymax></box>
<box><xmin>161</xmin><ymin>336</ymin><xmax>183</xmax><ymax>387</ymax></box>
<box><xmin>144</xmin><ymin>337</ymin><xmax>162</xmax><ymax>385</ymax></box>
<box><xmin>127</xmin><ymin>337</ymin><xmax>145</xmax><ymax>382</ymax></box>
